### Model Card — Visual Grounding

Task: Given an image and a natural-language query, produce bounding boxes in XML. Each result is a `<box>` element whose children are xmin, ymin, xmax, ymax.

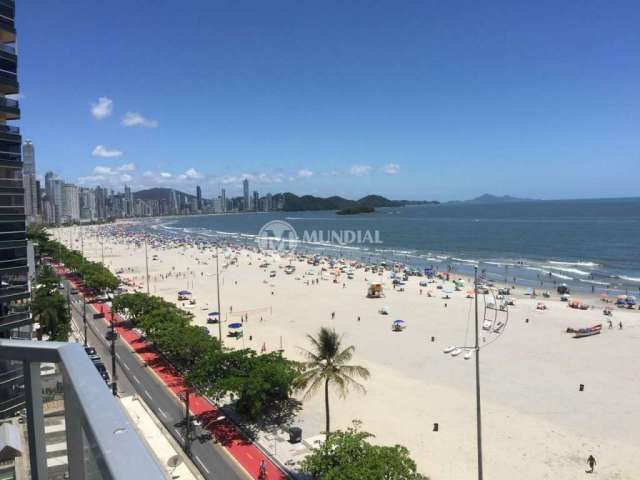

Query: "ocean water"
<box><xmin>145</xmin><ymin>198</ymin><xmax>640</xmax><ymax>293</ymax></box>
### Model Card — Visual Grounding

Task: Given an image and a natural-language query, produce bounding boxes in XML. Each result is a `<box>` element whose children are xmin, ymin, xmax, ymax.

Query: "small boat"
<box><xmin>464</xmin><ymin>350</ymin><xmax>473</xmax><ymax>360</ymax></box>
<box><xmin>450</xmin><ymin>348</ymin><xmax>463</xmax><ymax>357</ymax></box>
<box><xmin>482</xmin><ymin>319</ymin><xmax>492</xmax><ymax>331</ymax></box>
<box><xmin>573</xmin><ymin>330</ymin><xmax>601</xmax><ymax>339</ymax></box>
<box><xmin>493</xmin><ymin>322</ymin><xmax>505</xmax><ymax>333</ymax></box>
<box><xmin>443</xmin><ymin>345</ymin><xmax>456</xmax><ymax>354</ymax></box>
<box><xmin>566</xmin><ymin>324</ymin><xmax>602</xmax><ymax>334</ymax></box>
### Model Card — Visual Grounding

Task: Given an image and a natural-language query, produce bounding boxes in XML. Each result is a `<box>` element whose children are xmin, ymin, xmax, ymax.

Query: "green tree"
<box><xmin>295</xmin><ymin>327</ymin><xmax>370</xmax><ymax>435</ymax></box>
<box><xmin>300</xmin><ymin>421</ymin><xmax>428</xmax><ymax>480</ymax></box>
<box><xmin>32</xmin><ymin>266</ymin><xmax>71</xmax><ymax>341</ymax></box>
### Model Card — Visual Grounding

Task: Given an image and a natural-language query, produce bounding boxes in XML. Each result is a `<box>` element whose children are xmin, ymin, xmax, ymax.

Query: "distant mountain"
<box><xmin>453</xmin><ymin>194</ymin><xmax>537</xmax><ymax>204</ymax></box>
<box><xmin>273</xmin><ymin>193</ymin><xmax>437</xmax><ymax>211</ymax></box>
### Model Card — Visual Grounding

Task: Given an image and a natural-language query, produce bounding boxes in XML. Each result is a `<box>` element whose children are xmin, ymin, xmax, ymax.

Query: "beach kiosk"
<box><xmin>367</xmin><ymin>282</ymin><xmax>383</xmax><ymax>298</ymax></box>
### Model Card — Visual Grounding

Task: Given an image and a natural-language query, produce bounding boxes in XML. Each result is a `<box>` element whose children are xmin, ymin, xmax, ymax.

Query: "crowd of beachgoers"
<box><xmin>49</xmin><ymin>222</ymin><xmax>640</xmax><ymax>480</ymax></box>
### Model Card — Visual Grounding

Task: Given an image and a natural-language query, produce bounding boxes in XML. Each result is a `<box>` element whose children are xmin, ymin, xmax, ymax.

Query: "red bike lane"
<box><xmin>59</xmin><ymin>267</ymin><xmax>286</xmax><ymax>480</ymax></box>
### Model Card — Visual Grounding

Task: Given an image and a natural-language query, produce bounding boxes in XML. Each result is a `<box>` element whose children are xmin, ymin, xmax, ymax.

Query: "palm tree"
<box><xmin>295</xmin><ymin>327</ymin><xmax>370</xmax><ymax>435</ymax></box>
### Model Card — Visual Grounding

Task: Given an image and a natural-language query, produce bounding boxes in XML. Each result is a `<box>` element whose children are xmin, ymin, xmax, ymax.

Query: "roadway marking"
<box><xmin>194</xmin><ymin>455</ymin><xmax>210</xmax><ymax>474</ymax></box>
<box><xmin>144</xmin><ymin>390</ymin><xmax>153</xmax><ymax>400</ymax></box>
<box><xmin>157</xmin><ymin>408</ymin><xmax>168</xmax><ymax>419</ymax></box>
<box><xmin>175</xmin><ymin>430</ymin><xmax>184</xmax><ymax>440</ymax></box>
<box><xmin>116</xmin><ymin>353</ymin><xmax>121</xmax><ymax>360</ymax></box>
<box><xmin>133</xmin><ymin>375</ymin><xmax>141</xmax><ymax>384</ymax></box>
<box><xmin>123</xmin><ymin>363</ymin><xmax>130</xmax><ymax>371</ymax></box>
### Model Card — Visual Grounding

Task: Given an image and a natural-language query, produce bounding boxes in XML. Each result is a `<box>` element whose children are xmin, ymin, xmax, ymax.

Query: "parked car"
<box><xmin>105</xmin><ymin>330</ymin><xmax>118</xmax><ymax>341</ymax></box>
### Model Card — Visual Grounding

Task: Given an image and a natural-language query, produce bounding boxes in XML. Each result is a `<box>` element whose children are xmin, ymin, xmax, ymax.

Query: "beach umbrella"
<box><xmin>208</xmin><ymin>311</ymin><xmax>220</xmax><ymax>316</ymax></box>
<box><xmin>393</xmin><ymin>319</ymin><xmax>405</xmax><ymax>325</ymax></box>
<box><xmin>228</xmin><ymin>322</ymin><xmax>243</xmax><ymax>329</ymax></box>
<box><xmin>178</xmin><ymin>290</ymin><xmax>191</xmax><ymax>295</ymax></box>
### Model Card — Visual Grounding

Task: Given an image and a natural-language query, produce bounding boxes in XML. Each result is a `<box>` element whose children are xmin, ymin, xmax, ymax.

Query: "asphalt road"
<box><xmin>62</xmin><ymin>280</ymin><xmax>250</xmax><ymax>480</ymax></box>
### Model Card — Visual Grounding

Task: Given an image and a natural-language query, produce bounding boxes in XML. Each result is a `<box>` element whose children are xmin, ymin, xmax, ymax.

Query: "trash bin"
<box><xmin>288</xmin><ymin>427</ymin><xmax>302</xmax><ymax>443</ymax></box>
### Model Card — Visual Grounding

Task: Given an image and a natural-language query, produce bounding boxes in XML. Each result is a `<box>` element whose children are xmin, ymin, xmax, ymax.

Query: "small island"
<box><xmin>336</xmin><ymin>205</ymin><xmax>375</xmax><ymax>215</ymax></box>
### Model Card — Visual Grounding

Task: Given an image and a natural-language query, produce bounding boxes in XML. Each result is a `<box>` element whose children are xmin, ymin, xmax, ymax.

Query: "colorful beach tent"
<box><xmin>228</xmin><ymin>322</ymin><xmax>243</xmax><ymax>329</ymax></box>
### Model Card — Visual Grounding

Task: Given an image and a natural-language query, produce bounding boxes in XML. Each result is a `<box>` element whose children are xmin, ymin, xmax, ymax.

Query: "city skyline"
<box><xmin>37</xmin><ymin>160</ymin><xmax>283</xmax><ymax>225</ymax></box>
<box><xmin>15</xmin><ymin>1</ymin><xmax>640</xmax><ymax>201</ymax></box>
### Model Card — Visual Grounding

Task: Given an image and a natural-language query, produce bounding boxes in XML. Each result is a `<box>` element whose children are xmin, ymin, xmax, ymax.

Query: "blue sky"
<box><xmin>16</xmin><ymin>0</ymin><xmax>640</xmax><ymax>201</ymax></box>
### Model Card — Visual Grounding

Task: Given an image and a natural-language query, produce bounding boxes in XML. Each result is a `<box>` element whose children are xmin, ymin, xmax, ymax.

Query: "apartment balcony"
<box><xmin>0</xmin><ymin>91</ymin><xmax>16</xmax><ymax>122</ymax></box>
<box><xmin>0</xmin><ymin>339</ymin><xmax>167</xmax><ymax>479</ymax></box>
<box><xmin>0</xmin><ymin>6</ymin><xmax>15</xmax><ymax>44</ymax></box>
<box><xmin>0</xmin><ymin>310</ymin><xmax>30</xmax><ymax>331</ymax></box>
<box><xmin>0</xmin><ymin>284</ymin><xmax>29</xmax><ymax>305</ymax></box>
<box><xmin>0</xmin><ymin>144</ymin><xmax>19</xmax><ymax>163</ymax></box>
<box><xmin>0</xmin><ymin>69</ymin><xmax>17</xmax><ymax>95</ymax></box>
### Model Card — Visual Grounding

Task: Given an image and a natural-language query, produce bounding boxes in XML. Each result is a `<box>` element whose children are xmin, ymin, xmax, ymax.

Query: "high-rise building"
<box><xmin>242</xmin><ymin>178</ymin><xmax>249</xmax><ymax>211</ymax></box>
<box><xmin>196</xmin><ymin>185</ymin><xmax>202</xmax><ymax>211</ymax></box>
<box><xmin>79</xmin><ymin>187</ymin><xmax>96</xmax><ymax>221</ymax></box>
<box><xmin>252</xmin><ymin>190</ymin><xmax>259</xmax><ymax>212</ymax></box>
<box><xmin>62</xmin><ymin>183</ymin><xmax>80</xmax><ymax>222</ymax></box>
<box><xmin>21</xmin><ymin>140</ymin><xmax>37</xmax><ymax>222</ymax></box>
<box><xmin>35</xmin><ymin>179</ymin><xmax>42</xmax><ymax>215</ymax></box>
<box><xmin>0</xmin><ymin>0</ymin><xmax>32</xmax><ymax>418</ymax></box>
<box><xmin>221</xmin><ymin>188</ymin><xmax>226</xmax><ymax>213</ymax></box>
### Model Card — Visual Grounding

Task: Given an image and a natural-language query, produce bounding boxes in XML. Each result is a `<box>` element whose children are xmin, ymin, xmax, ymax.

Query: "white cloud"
<box><xmin>184</xmin><ymin>168</ymin><xmax>202</xmax><ymax>179</ymax></box>
<box><xmin>381</xmin><ymin>163</ymin><xmax>400</xmax><ymax>175</ymax></box>
<box><xmin>93</xmin><ymin>163</ymin><xmax>135</xmax><ymax>176</ymax></box>
<box><xmin>92</xmin><ymin>145</ymin><xmax>123</xmax><ymax>158</ymax></box>
<box><xmin>122</xmin><ymin>112</ymin><xmax>159</xmax><ymax>128</ymax></box>
<box><xmin>94</xmin><ymin>165</ymin><xmax>114</xmax><ymax>175</ymax></box>
<box><xmin>91</xmin><ymin>97</ymin><xmax>113</xmax><ymax>120</ymax></box>
<box><xmin>120</xmin><ymin>174</ymin><xmax>132</xmax><ymax>182</ymax></box>
<box><xmin>143</xmin><ymin>170</ymin><xmax>154</xmax><ymax>178</ymax></box>
<box><xmin>349</xmin><ymin>164</ymin><xmax>372</xmax><ymax>177</ymax></box>
<box><xmin>160</xmin><ymin>172</ymin><xmax>172</xmax><ymax>178</ymax></box>
<box><xmin>297</xmin><ymin>169</ymin><xmax>314</xmax><ymax>178</ymax></box>
<box><xmin>117</xmin><ymin>163</ymin><xmax>136</xmax><ymax>172</ymax></box>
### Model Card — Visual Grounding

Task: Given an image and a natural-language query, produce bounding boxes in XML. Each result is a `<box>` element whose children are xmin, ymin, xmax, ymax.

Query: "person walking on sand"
<box><xmin>618</xmin><ymin>320</ymin><xmax>623</xmax><ymax>330</ymax></box>
<box><xmin>331</xmin><ymin>311</ymin><xmax>335</xmax><ymax>320</ymax></box>
<box><xmin>586</xmin><ymin>454</ymin><xmax>596</xmax><ymax>473</ymax></box>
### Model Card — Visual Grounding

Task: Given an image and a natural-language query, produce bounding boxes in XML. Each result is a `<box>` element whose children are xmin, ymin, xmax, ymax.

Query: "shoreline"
<box><xmin>49</xmin><ymin>224</ymin><xmax>640</xmax><ymax>480</ymax></box>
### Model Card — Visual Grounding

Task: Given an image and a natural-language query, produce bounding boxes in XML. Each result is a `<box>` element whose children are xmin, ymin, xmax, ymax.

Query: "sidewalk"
<box><xmin>121</xmin><ymin>396</ymin><xmax>201</xmax><ymax>480</ymax></box>
<box><xmin>60</xmin><ymin>267</ymin><xmax>288</xmax><ymax>480</ymax></box>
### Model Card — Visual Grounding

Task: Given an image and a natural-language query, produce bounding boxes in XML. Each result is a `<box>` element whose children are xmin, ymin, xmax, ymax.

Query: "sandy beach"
<box><xmin>50</xmin><ymin>224</ymin><xmax>640</xmax><ymax>480</ymax></box>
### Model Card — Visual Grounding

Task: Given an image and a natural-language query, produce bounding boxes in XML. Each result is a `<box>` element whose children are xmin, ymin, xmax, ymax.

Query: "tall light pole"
<box><xmin>144</xmin><ymin>236</ymin><xmax>150</xmax><ymax>295</ymax></box>
<box><xmin>216</xmin><ymin>244</ymin><xmax>222</xmax><ymax>345</ymax></box>
<box><xmin>110</xmin><ymin>316</ymin><xmax>118</xmax><ymax>396</ymax></box>
<box><xmin>474</xmin><ymin>266</ymin><xmax>484</xmax><ymax>480</ymax></box>
<box><xmin>81</xmin><ymin>229</ymin><xmax>87</xmax><ymax>347</ymax></box>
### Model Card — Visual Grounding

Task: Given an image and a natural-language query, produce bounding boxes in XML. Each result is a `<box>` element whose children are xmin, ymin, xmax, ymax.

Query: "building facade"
<box><xmin>21</xmin><ymin>139</ymin><xmax>36</xmax><ymax>222</ymax></box>
<box><xmin>0</xmin><ymin>0</ymin><xmax>32</xmax><ymax>418</ymax></box>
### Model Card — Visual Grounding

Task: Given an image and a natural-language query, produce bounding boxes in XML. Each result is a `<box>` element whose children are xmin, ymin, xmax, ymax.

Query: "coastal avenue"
<box><xmin>61</xmin><ymin>276</ymin><xmax>251</xmax><ymax>480</ymax></box>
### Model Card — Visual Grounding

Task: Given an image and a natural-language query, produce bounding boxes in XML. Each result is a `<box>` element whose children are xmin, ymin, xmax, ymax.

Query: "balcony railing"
<box><xmin>0</xmin><ymin>123</ymin><xmax>18</xmax><ymax>134</ymax></box>
<box><xmin>0</xmin><ymin>339</ymin><xmax>168</xmax><ymax>479</ymax></box>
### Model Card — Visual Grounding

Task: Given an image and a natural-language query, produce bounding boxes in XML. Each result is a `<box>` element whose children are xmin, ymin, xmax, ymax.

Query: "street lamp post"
<box><xmin>110</xmin><ymin>316</ymin><xmax>118</xmax><ymax>396</ymax></box>
<box><xmin>216</xmin><ymin>244</ymin><xmax>222</xmax><ymax>345</ymax></box>
<box><xmin>474</xmin><ymin>266</ymin><xmax>484</xmax><ymax>480</ymax></box>
<box><xmin>81</xmin><ymin>230</ymin><xmax>87</xmax><ymax>347</ymax></box>
<box><xmin>144</xmin><ymin>237</ymin><xmax>150</xmax><ymax>295</ymax></box>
